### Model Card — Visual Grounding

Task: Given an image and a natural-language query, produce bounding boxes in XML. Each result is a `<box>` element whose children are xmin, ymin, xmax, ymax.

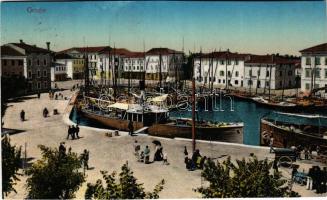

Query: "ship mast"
<box><xmin>192</xmin><ymin>57</ymin><xmax>196</xmax><ymax>152</ymax></box>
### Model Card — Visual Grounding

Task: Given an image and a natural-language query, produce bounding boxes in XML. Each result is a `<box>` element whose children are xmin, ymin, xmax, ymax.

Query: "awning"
<box><xmin>108</xmin><ymin>103</ymin><xmax>130</xmax><ymax>110</ymax></box>
<box><xmin>148</xmin><ymin>94</ymin><xmax>168</xmax><ymax>102</ymax></box>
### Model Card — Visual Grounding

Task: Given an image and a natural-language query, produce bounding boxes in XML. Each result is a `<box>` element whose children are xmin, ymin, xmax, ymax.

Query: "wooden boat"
<box><xmin>252</xmin><ymin>96</ymin><xmax>298</xmax><ymax>111</ymax></box>
<box><xmin>79</xmin><ymin>101</ymin><xmax>244</xmax><ymax>143</ymax></box>
<box><xmin>260</xmin><ymin>112</ymin><xmax>327</xmax><ymax>151</ymax></box>
<box><xmin>149</xmin><ymin>118</ymin><xmax>244</xmax><ymax>143</ymax></box>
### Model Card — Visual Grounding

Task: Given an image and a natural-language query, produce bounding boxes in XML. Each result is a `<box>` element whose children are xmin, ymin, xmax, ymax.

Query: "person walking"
<box><xmin>37</xmin><ymin>91</ymin><xmax>40</xmax><ymax>99</ymax></box>
<box><xmin>184</xmin><ymin>146</ymin><xmax>188</xmax><ymax>158</ymax></box>
<box><xmin>75</xmin><ymin>124</ymin><xmax>80</xmax><ymax>139</ymax></box>
<box><xmin>82</xmin><ymin>149</ymin><xmax>89</xmax><ymax>174</ymax></box>
<box><xmin>20</xmin><ymin>110</ymin><xmax>25</xmax><ymax>121</ymax></box>
<box><xmin>67</xmin><ymin>126</ymin><xmax>72</xmax><ymax>140</ymax></box>
<box><xmin>269</xmin><ymin>137</ymin><xmax>274</xmax><ymax>153</ymax></box>
<box><xmin>59</xmin><ymin>142</ymin><xmax>66</xmax><ymax>156</ymax></box>
<box><xmin>144</xmin><ymin>145</ymin><xmax>150</xmax><ymax>164</ymax></box>
<box><xmin>128</xmin><ymin>120</ymin><xmax>134</xmax><ymax>136</ymax></box>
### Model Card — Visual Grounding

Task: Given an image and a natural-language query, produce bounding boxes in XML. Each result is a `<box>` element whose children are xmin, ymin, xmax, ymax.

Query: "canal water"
<box><xmin>70</xmin><ymin>98</ymin><xmax>327</xmax><ymax>146</ymax></box>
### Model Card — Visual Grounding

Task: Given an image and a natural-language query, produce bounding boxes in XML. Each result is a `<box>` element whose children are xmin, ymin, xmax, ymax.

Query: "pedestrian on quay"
<box><xmin>71</xmin><ymin>125</ymin><xmax>76</xmax><ymax>139</ymax></box>
<box><xmin>20</xmin><ymin>110</ymin><xmax>25</xmax><ymax>121</ymax></box>
<box><xmin>184</xmin><ymin>146</ymin><xmax>188</xmax><ymax>158</ymax></box>
<box><xmin>81</xmin><ymin>149</ymin><xmax>89</xmax><ymax>173</ymax></box>
<box><xmin>75</xmin><ymin>124</ymin><xmax>80</xmax><ymax>139</ymax></box>
<box><xmin>128</xmin><ymin>120</ymin><xmax>134</xmax><ymax>136</ymax></box>
<box><xmin>67</xmin><ymin>125</ymin><xmax>72</xmax><ymax>140</ymax></box>
<box><xmin>269</xmin><ymin>137</ymin><xmax>274</xmax><ymax>153</ymax></box>
<box><xmin>144</xmin><ymin>145</ymin><xmax>150</xmax><ymax>164</ymax></box>
<box><xmin>304</xmin><ymin>147</ymin><xmax>309</xmax><ymax>160</ymax></box>
<box><xmin>59</xmin><ymin>142</ymin><xmax>66</xmax><ymax>156</ymax></box>
<box><xmin>37</xmin><ymin>91</ymin><xmax>40</xmax><ymax>99</ymax></box>
<box><xmin>273</xmin><ymin>160</ymin><xmax>279</xmax><ymax>173</ymax></box>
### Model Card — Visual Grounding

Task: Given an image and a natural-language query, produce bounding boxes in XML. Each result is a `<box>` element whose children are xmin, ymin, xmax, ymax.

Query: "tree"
<box><xmin>1</xmin><ymin>135</ymin><xmax>22</xmax><ymax>197</ymax></box>
<box><xmin>195</xmin><ymin>156</ymin><xmax>300</xmax><ymax>198</ymax></box>
<box><xmin>26</xmin><ymin>145</ymin><xmax>85</xmax><ymax>199</ymax></box>
<box><xmin>85</xmin><ymin>162</ymin><xmax>165</xmax><ymax>199</ymax></box>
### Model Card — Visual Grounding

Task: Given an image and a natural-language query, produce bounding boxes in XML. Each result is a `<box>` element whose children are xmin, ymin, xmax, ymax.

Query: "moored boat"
<box><xmin>260</xmin><ymin>112</ymin><xmax>327</xmax><ymax>150</ymax></box>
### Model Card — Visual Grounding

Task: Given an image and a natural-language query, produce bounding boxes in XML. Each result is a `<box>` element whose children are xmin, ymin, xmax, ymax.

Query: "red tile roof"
<box><xmin>194</xmin><ymin>51</ymin><xmax>250</xmax><ymax>60</ymax></box>
<box><xmin>245</xmin><ymin>55</ymin><xmax>300</xmax><ymax>65</ymax></box>
<box><xmin>146</xmin><ymin>48</ymin><xmax>183</xmax><ymax>55</ymax></box>
<box><xmin>1</xmin><ymin>45</ymin><xmax>25</xmax><ymax>56</ymax></box>
<box><xmin>300</xmin><ymin>43</ymin><xmax>327</xmax><ymax>53</ymax></box>
<box><xmin>100</xmin><ymin>48</ymin><xmax>144</xmax><ymax>58</ymax></box>
<box><xmin>59</xmin><ymin>46</ymin><xmax>110</xmax><ymax>54</ymax></box>
<box><xmin>10</xmin><ymin>43</ymin><xmax>51</xmax><ymax>54</ymax></box>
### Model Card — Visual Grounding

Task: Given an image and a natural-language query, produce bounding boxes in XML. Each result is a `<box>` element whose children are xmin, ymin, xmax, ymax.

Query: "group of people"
<box><xmin>307</xmin><ymin>166</ymin><xmax>327</xmax><ymax>194</ymax></box>
<box><xmin>67</xmin><ymin>125</ymin><xmax>80</xmax><ymax>140</ymax></box>
<box><xmin>54</xmin><ymin>93</ymin><xmax>64</xmax><ymax>100</ymax></box>
<box><xmin>184</xmin><ymin>147</ymin><xmax>207</xmax><ymax>171</ymax></box>
<box><xmin>134</xmin><ymin>140</ymin><xmax>168</xmax><ymax>165</ymax></box>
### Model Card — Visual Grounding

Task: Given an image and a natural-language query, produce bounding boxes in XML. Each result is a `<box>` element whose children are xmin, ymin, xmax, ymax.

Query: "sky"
<box><xmin>1</xmin><ymin>1</ymin><xmax>326</xmax><ymax>55</ymax></box>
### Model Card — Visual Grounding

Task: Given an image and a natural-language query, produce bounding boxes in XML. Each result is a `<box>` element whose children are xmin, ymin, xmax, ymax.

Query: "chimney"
<box><xmin>20</xmin><ymin>39</ymin><xmax>24</xmax><ymax>44</ymax></box>
<box><xmin>46</xmin><ymin>42</ymin><xmax>50</xmax><ymax>51</ymax></box>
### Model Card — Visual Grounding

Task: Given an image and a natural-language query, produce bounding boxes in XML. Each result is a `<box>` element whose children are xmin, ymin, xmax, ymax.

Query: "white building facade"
<box><xmin>300</xmin><ymin>43</ymin><xmax>327</xmax><ymax>98</ymax></box>
<box><xmin>193</xmin><ymin>51</ymin><xmax>248</xmax><ymax>88</ymax></box>
<box><xmin>244</xmin><ymin>55</ymin><xmax>298</xmax><ymax>90</ymax></box>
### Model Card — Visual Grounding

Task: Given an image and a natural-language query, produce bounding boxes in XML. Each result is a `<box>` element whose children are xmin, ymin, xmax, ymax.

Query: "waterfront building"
<box><xmin>121</xmin><ymin>51</ymin><xmax>145</xmax><ymax>80</ymax></box>
<box><xmin>54</xmin><ymin>53</ymin><xmax>84</xmax><ymax>80</ymax></box>
<box><xmin>145</xmin><ymin>48</ymin><xmax>184</xmax><ymax>81</ymax></box>
<box><xmin>1</xmin><ymin>45</ymin><xmax>26</xmax><ymax>77</ymax></box>
<box><xmin>299</xmin><ymin>43</ymin><xmax>327</xmax><ymax>98</ymax></box>
<box><xmin>51</xmin><ymin>62</ymin><xmax>66</xmax><ymax>81</ymax></box>
<box><xmin>244</xmin><ymin>55</ymin><xmax>299</xmax><ymax>90</ymax></box>
<box><xmin>4</xmin><ymin>40</ymin><xmax>52</xmax><ymax>93</ymax></box>
<box><xmin>193</xmin><ymin>50</ymin><xmax>249</xmax><ymax>89</ymax></box>
<box><xmin>59</xmin><ymin>46</ymin><xmax>110</xmax><ymax>79</ymax></box>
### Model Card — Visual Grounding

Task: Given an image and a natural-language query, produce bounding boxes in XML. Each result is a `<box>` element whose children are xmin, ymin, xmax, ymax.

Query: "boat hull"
<box><xmin>148</xmin><ymin>123</ymin><xmax>243</xmax><ymax>144</ymax></box>
<box><xmin>260</xmin><ymin>119</ymin><xmax>327</xmax><ymax>149</ymax></box>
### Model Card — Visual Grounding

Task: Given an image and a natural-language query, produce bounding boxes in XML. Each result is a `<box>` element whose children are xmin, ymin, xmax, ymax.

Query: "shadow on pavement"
<box><xmin>1</xmin><ymin>128</ymin><xmax>26</xmax><ymax>136</ymax></box>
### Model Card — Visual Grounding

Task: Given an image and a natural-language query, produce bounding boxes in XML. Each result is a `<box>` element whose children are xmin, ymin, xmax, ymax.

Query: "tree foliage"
<box><xmin>1</xmin><ymin>135</ymin><xmax>22</xmax><ymax>196</ymax></box>
<box><xmin>85</xmin><ymin>162</ymin><xmax>165</xmax><ymax>199</ymax></box>
<box><xmin>195</xmin><ymin>156</ymin><xmax>299</xmax><ymax>198</ymax></box>
<box><xmin>26</xmin><ymin>145</ymin><xmax>85</xmax><ymax>199</ymax></box>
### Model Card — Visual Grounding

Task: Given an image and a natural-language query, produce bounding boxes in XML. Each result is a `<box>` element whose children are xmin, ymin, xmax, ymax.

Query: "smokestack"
<box><xmin>46</xmin><ymin>42</ymin><xmax>50</xmax><ymax>51</ymax></box>
<box><xmin>20</xmin><ymin>39</ymin><xmax>24</xmax><ymax>44</ymax></box>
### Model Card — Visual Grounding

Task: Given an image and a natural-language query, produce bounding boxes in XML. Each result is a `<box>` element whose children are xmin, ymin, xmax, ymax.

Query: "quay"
<box><xmin>2</xmin><ymin>81</ymin><xmax>326</xmax><ymax>198</ymax></box>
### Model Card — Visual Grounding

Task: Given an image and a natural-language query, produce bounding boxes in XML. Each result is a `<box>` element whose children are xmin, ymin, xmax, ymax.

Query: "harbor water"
<box><xmin>70</xmin><ymin>98</ymin><xmax>327</xmax><ymax>146</ymax></box>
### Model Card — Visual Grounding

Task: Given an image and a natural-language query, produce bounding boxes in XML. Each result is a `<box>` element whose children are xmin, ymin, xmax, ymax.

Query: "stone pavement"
<box><xmin>2</xmin><ymin>80</ymin><xmax>325</xmax><ymax>198</ymax></box>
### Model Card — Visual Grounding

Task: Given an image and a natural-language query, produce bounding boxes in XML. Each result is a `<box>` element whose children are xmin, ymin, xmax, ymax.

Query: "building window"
<box><xmin>257</xmin><ymin>70</ymin><xmax>260</xmax><ymax>76</ymax></box>
<box><xmin>325</xmin><ymin>69</ymin><xmax>327</xmax><ymax>78</ymax></box>
<box><xmin>18</xmin><ymin>60</ymin><xmax>23</xmax><ymax>65</ymax></box>
<box><xmin>315</xmin><ymin>57</ymin><xmax>321</xmax><ymax>65</ymax></box>
<box><xmin>235</xmin><ymin>60</ymin><xmax>239</xmax><ymax>65</ymax></box>
<box><xmin>325</xmin><ymin>57</ymin><xmax>327</xmax><ymax>65</ymax></box>
<box><xmin>28</xmin><ymin>59</ymin><xmax>32</xmax><ymax>66</ymax></box>
<box><xmin>266</xmin><ymin>71</ymin><xmax>269</xmax><ymax>77</ymax></box>
<box><xmin>28</xmin><ymin>71</ymin><xmax>32</xmax><ymax>78</ymax></box>
<box><xmin>218</xmin><ymin>79</ymin><xmax>221</xmax><ymax>83</ymax></box>
<box><xmin>266</xmin><ymin>81</ymin><xmax>269</xmax><ymax>87</ymax></box>
<box><xmin>220</xmin><ymin>60</ymin><xmax>224</xmax><ymax>65</ymax></box>
<box><xmin>43</xmin><ymin>70</ymin><xmax>47</xmax><ymax>77</ymax></box>
<box><xmin>3</xmin><ymin>60</ymin><xmax>7</xmax><ymax>66</ymax></box>
<box><xmin>279</xmin><ymin>71</ymin><xmax>282</xmax><ymax>76</ymax></box>
<box><xmin>37</xmin><ymin>59</ymin><xmax>40</xmax><ymax>66</ymax></box>
<box><xmin>11</xmin><ymin>60</ymin><xmax>15</xmax><ymax>66</ymax></box>
<box><xmin>288</xmin><ymin>70</ymin><xmax>292</xmax><ymax>76</ymax></box>
<box><xmin>289</xmin><ymin>80</ymin><xmax>292</xmax><ymax>87</ymax></box>
<box><xmin>305</xmin><ymin>83</ymin><xmax>310</xmax><ymax>90</ymax></box>
<box><xmin>305</xmin><ymin>57</ymin><xmax>311</xmax><ymax>65</ymax></box>
<box><xmin>280</xmin><ymin>81</ymin><xmax>282</xmax><ymax>87</ymax></box>
<box><xmin>219</xmin><ymin>71</ymin><xmax>224</xmax><ymax>76</ymax></box>
<box><xmin>235</xmin><ymin>71</ymin><xmax>239</xmax><ymax>77</ymax></box>
<box><xmin>43</xmin><ymin>82</ymin><xmax>47</xmax><ymax>89</ymax></box>
<box><xmin>315</xmin><ymin>68</ymin><xmax>321</xmax><ymax>78</ymax></box>
<box><xmin>248</xmin><ymin>80</ymin><xmax>252</xmax><ymax>85</ymax></box>
<box><xmin>234</xmin><ymin>80</ymin><xmax>239</xmax><ymax>85</ymax></box>
<box><xmin>37</xmin><ymin>70</ymin><xmax>41</xmax><ymax>77</ymax></box>
<box><xmin>44</xmin><ymin>59</ymin><xmax>47</xmax><ymax>66</ymax></box>
<box><xmin>305</xmin><ymin>69</ymin><xmax>311</xmax><ymax>78</ymax></box>
<box><xmin>223</xmin><ymin>79</ymin><xmax>225</xmax><ymax>84</ymax></box>
<box><xmin>249</xmin><ymin>69</ymin><xmax>252</xmax><ymax>77</ymax></box>
<box><xmin>227</xmin><ymin>60</ymin><xmax>231</xmax><ymax>65</ymax></box>
<box><xmin>37</xmin><ymin>82</ymin><xmax>41</xmax><ymax>89</ymax></box>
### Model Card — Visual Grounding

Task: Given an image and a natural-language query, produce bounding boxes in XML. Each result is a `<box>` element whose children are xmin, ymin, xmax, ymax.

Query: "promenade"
<box><xmin>2</xmin><ymin>81</ymin><xmax>324</xmax><ymax>198</ymax></box>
